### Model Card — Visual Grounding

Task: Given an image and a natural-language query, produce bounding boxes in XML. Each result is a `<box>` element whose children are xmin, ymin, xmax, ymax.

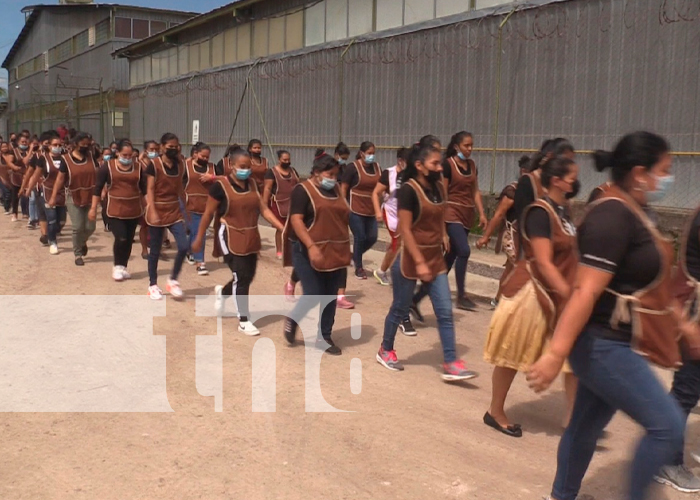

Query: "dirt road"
<box><xmin>0</xmin><ymin>218</ymin><xmax>695</xmax><ymax>500</ymax></box>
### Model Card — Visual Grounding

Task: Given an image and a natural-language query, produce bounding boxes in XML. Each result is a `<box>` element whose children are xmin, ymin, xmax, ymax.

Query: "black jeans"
<box><xmin>222</xmin><ymin>253</ymin><xmax>258</xmax><ymax>322</ymax></box>
<box><xmin>111</xmin><ymin>218</ymin><xmax>139</xmax><ymax>267</ymax></box>
<box><xmin>288</xmin><ymin>241</ymin><xmax>343</xmax><ymax>340</ymax></box>
<box><xmin>670</xmin><ymin>359</ymin><xmax>700</xmax><ymax>466</ymax></box>
<box><xmin>10</xmin><ymin>185</ymin><xmax>20</xmax><ymax>215</ymax></box>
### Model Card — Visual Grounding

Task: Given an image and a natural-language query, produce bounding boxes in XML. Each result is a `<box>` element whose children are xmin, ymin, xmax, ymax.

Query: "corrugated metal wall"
<box><xmin>129</xmin><ymin>0</ymin><xmax>700</xmax><ymax>209</ymax></box>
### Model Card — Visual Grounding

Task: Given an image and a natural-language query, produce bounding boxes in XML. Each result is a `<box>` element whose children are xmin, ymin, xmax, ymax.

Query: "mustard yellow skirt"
<box><xmin>484</xmin><ymin>281</ymin><xmax>572</xmax><ymax>374</ymax></box>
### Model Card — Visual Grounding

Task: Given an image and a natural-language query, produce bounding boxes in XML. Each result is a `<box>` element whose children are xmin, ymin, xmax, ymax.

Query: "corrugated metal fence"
<box><xmin>129</xmin><ymin>0</ymin><xmax>700</xmax><ymax>208</ymax></box>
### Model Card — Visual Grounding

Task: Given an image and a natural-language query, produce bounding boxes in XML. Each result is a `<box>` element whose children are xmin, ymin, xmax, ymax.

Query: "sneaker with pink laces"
<box><xmin>376</xmin><ymin>347</ymin><xmax>404</xmax><ymax>371</ymax></box>
<box><xmin>167</xmin><ymin>279</ymin><xmax>184</xmax><ymax>299</ymax></box>
<box><xmin>284</xmin><ymin>281</ymin><xmax>297</xmax><ymax>302</ymax></box>
<box><xmin>336</xmin><ymin>295</ymin><xmax>354</xmax><ymax>309</ymax></box>
<box><xmin>442</xmin><ymin>360</ymin><xmax>478</xmax><ymax>382</ymax></box>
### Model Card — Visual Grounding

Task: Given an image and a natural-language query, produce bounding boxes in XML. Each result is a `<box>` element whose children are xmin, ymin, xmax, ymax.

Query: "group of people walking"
<box><xmin>3</xmin><ymin>126</ymin><xmax>700</xmax><ymax>500</ymax></box>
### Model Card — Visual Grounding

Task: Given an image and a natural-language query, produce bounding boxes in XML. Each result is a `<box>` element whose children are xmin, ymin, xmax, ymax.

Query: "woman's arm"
<box><xmin>47</xmin><ymin>172</ymin><xmax>66</xmax><ymax>207</ymax></box>
<box><xmin>261</xmin><ymin>178</ymin><xmax>274</xmax><ymax>208</ymax></box>
<box><xmin>473</xmin><ymin>168</ymin><xmax>487</xmax><ymax>229</ymax></box>
<box><xmin>260</xmin><ymin>198</ymin><xmax>284</xmax><ymax>231</ymax></box>
<box><xmin>477</xmin><ymin>196</ymin><xmax>514</xmax><ymax>248</ymax></box>
<box><xmin>372</xmin><ymin>183</ymin><xmax>387</xmax><ymax>222</ymax></box>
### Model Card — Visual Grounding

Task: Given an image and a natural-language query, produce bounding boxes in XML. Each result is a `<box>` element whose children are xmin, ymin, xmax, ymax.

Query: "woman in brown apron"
<box><xmin>340</xmin><ymin>141</ymin><xmax>381</xmax><ymax>280</ymax></box>
<box><xmin>262</xmin><ymin>149</ymin><xmax>301</xmax><ymax>301</ymax></box>
<box><xmin>192</xmin><ymin>147</ymin><xmax>283</xmax><ymax>336</ymax></box>
<box><xmin>247</xmin><ymin>139</ymin><xmax>268</xmax><ymax>192</ymax></box>
<box><xmin>527</xmin><ymin>132</ymin><xmax>700</xmax><ymax>500</ymax></box>
<box><xmin>333</xmin><ymin>142</ymin><xmax>354</xmax><ymax>310</ymax></box>
<box><xmin>483</xmin><ymin>156</ymin><xmax>580</xmax><ymax>437</ymax></box>
<box><xmin>138</xmin><ymin>140</ymin><xmax>160</xmax><ymax>260</ymax></box>
<box><xmin>0</xmin><ymin>141</ymin><xmax>12</xmax><ymax>215</ymax></box>
<box><xmin>144</xmin><ymin>133</ymin><xmax>189</xmax><ymax>300</ymax></box>
<box><xmin>47</xmin><ymin>132</ymin><xmax>98</xmax><ymax>266</ymax></box>
<box><xmin>14</xmin><ymin>134</ymin><xmax>34</xmax><ymax>221</ymax></box>
<box><xmin>1</xmin><ymin>142</ymin><xmax>23</xmax><ymax>221</ymax></box>
<box><xmin>184</xmin><ymin>142</ymin><xmax>216</xmax><ymax>275</ymax></box>
<box><xmin>586</xmin><ymin>181</ymin><xmax>613</xmax><ymax>204</ymax></box>
<box><xmin>376</xmin><ymin>142</ymin><xmax>477</xmax><ymax>382</ymax></box>
<box><xmin>89</xmin><ymin>139</ymin><xmax>145</xmax><ymax>282</ymax></box>
<box><xmin>281</xmin><ymin>151</ymin><xmax>352</xmax><ymax>355</ymax></box>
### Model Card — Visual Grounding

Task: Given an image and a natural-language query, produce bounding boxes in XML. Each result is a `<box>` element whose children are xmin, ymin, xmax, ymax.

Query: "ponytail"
<box><xmin>445</xmin><ymin>131</ymin><xmax>472</xmax><ymax>158</ymax></box>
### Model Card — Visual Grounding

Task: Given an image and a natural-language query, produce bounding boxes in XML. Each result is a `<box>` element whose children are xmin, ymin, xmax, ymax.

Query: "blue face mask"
<box><xmin>320</xmin><ymin>177</ymin><xmax>337</xmax><ymax>191</ymax></box>
<box><xmin>51</xmin><ymin>147</ymin><xmax>62</xmax><ymax>155</ymax></box>
<box><xmin>118</xmin><ymin>157</ymin><xmax>132</xmax><ymax>166</ymax></box>
<box><xmin>338</xmin><ymin>158</ymin><xmax>347</xmax><ymax>165</ymax></box>
<box><xmin>103</xmin><ymin>155</ymin><xmax>112</xmax><ymax>161</ymax></box>
<box><xmin>457</xmin><ymin>152</ymin><xmax>467</xmax><ymax>161</ymax></box>
<box><xmin>364</xmin><ymin>154</ymin><xmax>375</xmax><ymax>164</ymax></box>
<box><xmin>646</xmin><ymin>174</ymin><xmax>675</xmax><ymax>203</ymax></box>
<box><xmin>147</xmin><ymin>151</ymin><xmax>158</xmax><ymax>159</ymax></box>
<box><xmin>235</xmin><ymin>168</ymin><xmax>251</xmax><ymax>181</ymax></box>
<box><xmin>19</xmin><ymin>144</ymin><xmax>28</xmax><ymax>151</ymax></box>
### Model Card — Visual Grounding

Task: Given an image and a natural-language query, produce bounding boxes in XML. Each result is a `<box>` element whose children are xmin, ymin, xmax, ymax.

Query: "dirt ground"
<box><xmin>0</xmin><ymin>217</ymin><xmax>698</xmax><ymax>500</ymax></box>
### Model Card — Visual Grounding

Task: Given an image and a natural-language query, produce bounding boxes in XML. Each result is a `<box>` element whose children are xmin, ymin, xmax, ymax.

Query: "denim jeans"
<box><xmin>288</xmin><ymin>241</ymin><xmax>343</xmax><ymax>340</ymax></box>
<box><xmin>45</xmin><ymin>205</ymin><xmax>67</xmax><ymax>244</ymax></box>
<box><xmin>188</xmin><ymin>212</ymin><xmax>205</xmax><ymax>262</ymax></box>
<box><xmin>382</xmin><ymin>257</ymin><xmax>457</xmax><ymax>363</ymax></box>
<box><xmin>66</xmin><ymin>196</ymin><xmax>96</xmax><ymax>257</ymax></box>
<box><xmin>29</xmin><ymin>189</ymin><xmax>38</xmax><ymax>222</ymax></box>
<box><xmin>551</xmin><ymin>325</ymin><xmax>685</xmax><ymax>500</ymax></box>
<box><xmin>670</xmin><ymin>359</ymin><xmax>700</xmax><ymax>466</ymax></box>
<box><xmin>148</xmin><ymin>222</ymin><xmax>189</xmax><ymax>286</ymax></box>
<box><xmin>348</xmin><ymin>212</ymin><xmax>378</xmax><ymax>270</ymax></box>
<box><xmin>0</xmin><ymin>180</ymin><xmax>11</xmax><ymax>212</ymax></box>
<box><xmin>445</xmin><ymin>222</ymin><xmax>471</xmax><ymax>298</ymax></box>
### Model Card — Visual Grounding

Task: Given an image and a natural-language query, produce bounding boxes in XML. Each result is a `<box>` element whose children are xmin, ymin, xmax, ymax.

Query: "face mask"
<box><xmin>364</xmin><ymin>154</ymin><xmax>375</xmax><ymax>164</ymax></box>
<box><xmin>320</xmin><ymin>177</ymin><xmax>337</xmax><ymax>191</ymax></box>
<box><xmin>235</xmin><ymin>168</ymin><xmax>251</xmax><ymax>181</ymax></box>
<box><xmin>457</xmin><ymin>152</ymin><xmax>467</xmax><ymax>161</ymax></box>
<box><xmin>251</xmin><ymin>151</ymin><xmax>261</xmax><ymax>158</ymax></box>
<box><xmin>118</xmin><ymin>157</ymin><xmax>132</xmax><ymax>166</ymax></box>
<box><xmin>646</xmin><ymin>174</ymin><xmax>675</xmax><ymax>203</ymax></box>
<box><xmin>51</xmin><ymin>147</ymin><xmax>62</xmax><ymax>155</ymax></box>
<box><xmin>78</xmin><ymin>146</ymin><xmax>89</xmax><ymax>155</ymax></box>
<box><xmin>19</xmin><ymin>144</ymin><xmax>28</xmax><ymax>151</ymax></box>
<box><xmin>426</xmin><ymin>170</ymin><xmax>442</xmax><ymax>183</ymax></box>
<box><xmin>565</xmin><ymin>179</ymin><xmax>581</xmax><ymax>200</ymax></box>
<box><xmin>147</xmin><ymin>151</ymin><xmax>158</xmax><ymax>159</ymax></box>
<box><xmin>338</xmin><ymin>158</ymin><xmax>347</xmax><ymax>165</ymax></box>
<box><xmin>111</xmin><ymin>149</ymin><xmax>117</xmax><ymax>155</ymax></box>
<box><xmin>197</xmin><ymin>158</ymin><xmax>208</xmax><ymax>167</ymax></box>
<box><xmin>280</xmin><ymin>162</ymin><xmax>291</xmax><ymax>169</ymax></box>
<box><xmin>103</xmin><ymin>155</ymin><xmax>112</xmax><ymax>161</ymax></box>
<box><xmin>165</xmin><ymin>148</ymin><xmax>179</xmax><ymax>160</ymax></box>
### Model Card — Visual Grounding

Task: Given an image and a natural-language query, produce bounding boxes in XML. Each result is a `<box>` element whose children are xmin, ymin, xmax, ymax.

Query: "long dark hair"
<box><xmin>404</xmin><ymin>143</ymin><xmax>441</xmax><ymax>181</ymax></box>
<box><xmin>593</xmin><ymin>131</ymin><xmax>669</xmax><ymax>185</ymax></box>
<box><xmin>445</xmin><ymin>131</ymin><xmax>472</xmax><ymax>158</ymax></box>
<box><xmin>312</xmin><ymin>151</ymin><xmax>339</xmax><ymax>173</ymax></box>
<box><xmin>540</xmin><ymin>156</ymin><xmax>575</xmax><ymax>189</ymax></box>
<box><xmin>355</xmin><ymin>141</ymin><xmax>374</xmax><ymax>160</ymax></box>
<box><xmin>334</xmin><ymin>142</ymin><xmax>350</xmax><ymax>157</ymax></box>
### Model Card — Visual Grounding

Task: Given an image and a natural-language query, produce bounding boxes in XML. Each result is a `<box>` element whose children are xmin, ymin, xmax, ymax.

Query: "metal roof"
<box><xmin>112</xmin><ymin>0</ymin><xmax>265</xmax><ymax>59</ymax></box>
<box><xmin>2</xmin><ymin>3</ymin><xmax>198</xmax><ymax>69</ymax></box>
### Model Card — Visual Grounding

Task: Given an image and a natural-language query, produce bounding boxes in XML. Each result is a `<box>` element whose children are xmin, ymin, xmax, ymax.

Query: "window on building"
<box><xmin>115</xmin><ymin>17</ymin><xmax>132</xmax><ymax>38</ymax></box>
<box><xmin>133</xmin><ymin>19</ymin><xmax>150</xmax><ymax>40</ymax></box>
<box><xmin>224</xmin><ymin>27</ymin><xmax>237</xmax><ymax>65</ymax></box>
<box><xmin>74</xmin><ymin>30</ymin><xmax>89</xmax><ymax>52</ymax></box>
<box><xmin>285</xmin><ymin>10</ymin><xmax>304</xmax><ymax>51</ymax></box>
<box><xmin>304</xmin><ymin>0</ymin><xmax>325</xmax><ymax>46</ymax></box>
<box><xmin>436</xmin><ymin>0</ymin><xmax>467</xmax><ymax>17</ymax></box>
<box><xmin>151</xmin><ymin>21</ymin><xmax>167</xmax><ymax>35</ymax></box>
<box><xmin>178</xmin><ymin>45</ymin><xmax>188</xmax><ymax>75</ymax></box>
<box><xmin>252</xmin><ymin>19</ymin><xmax>269</xmax><ymax>58</ymax></box>
<box><xmin>211</xmin><ymin>32</ymin><xmax>224</xmax><ymax>67</ymax></box>
<box><xmin>200</xmin><ymin>40</ymin><xmax>211</xmax><ymax>70</ymax></box>
<box><xmin>167</xmin><ymin>47</ymin><xmax>178</xmax><ymax>78</ymax></box>
<box><xmin>376</xmin><ymin>0</ymin><xmax>403</xmax><ymax>31</ymax></box>
<box><xmin>348</xmin><ymin>0</ymin><xmax>373</xmax><ymax>36</ymax></box>
<box><xmin>269</xmin><ymin>16</ymin><xmax>285</xmax><ymax>55</ymax></box>
<box><xmin>95</xmin><ymin>18</ymin><xmax>111</xmax><ymax>45</ymax></box>
<box><xmin>326</xmin><ymin>0</ymin><xmax>348</xmax><ymax>42</ymax></box>
<box><xmin>113</xmin><ymin>111</ymin><xmax>124</xmax><ymax>127</ymax></box>
<box><xmin>237</xmin><ymin>23</ymin><xmax>251</xmax><ymax>61</ymax></box>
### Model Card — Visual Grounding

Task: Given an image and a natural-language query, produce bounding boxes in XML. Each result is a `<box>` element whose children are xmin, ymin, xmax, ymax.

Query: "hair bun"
<box><xmin>314</xmin><ymin>148</ymin><xmax>326</xmax><ymax>159</ymax></box>
<box><xmin>592</xmin><ymin>150</ymin><xmax>614</xmax><ymax>172</ymax></box>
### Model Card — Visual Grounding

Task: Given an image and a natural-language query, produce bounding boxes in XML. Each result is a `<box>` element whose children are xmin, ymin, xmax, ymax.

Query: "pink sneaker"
<box><xmin>284</xmin><ymin>281</ymin><xmax>297</xmax><ymax>302</ymax></box>
<box><xmin>336</xmin><ymin>295</ymin><xmax>355</xmax><ymax>310</ymax></box>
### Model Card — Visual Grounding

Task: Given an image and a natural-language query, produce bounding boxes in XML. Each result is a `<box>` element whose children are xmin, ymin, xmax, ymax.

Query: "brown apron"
<box><xmin>63</xmin><ymin>152</ymin><xmax>96</xmax><ymax>207</ymax></box>
<box><xmin>250</xmin><ymin>156</ymin><xmax>268</xmax><ymax>193</ymax></box>
<box><xmin>349</xmin><ymin>160</ymin><xmax>381</xmax><ymax>217</ymax></box>
<box><xmin>588</xmin><ymin>186</ymin><xmax>681</xmax><ymax>369</ymax></box>
<box><xmin>271</xmin><ymin>167</ymin><xmax>299</xmax><ymax>218</ymax></box>
<box><xmin>672</xmin><ymin>204</ymin><xmax>700</xmax><ymax>323</ymax></box>
<box><xmin>106</xmin><ymin>159</ymin><xmax>143</xmax><ymax>219</ymax></box>
<box><xmin>145</xmin><ymin>157</ymin><xmax>183</xmax><ymax>227</ymax></box>
<box><xmin>400</xmin><ymin>179</ymin><xmax>448</xmax><ymax>281</ymax></box>
<box><xmin>444</xmin><ymin>156</ymin><xmax>476</xmax><ymax>228</ymax></box>
<box><xmin>184</xmin><ymin>158</ymin><xmax>215</xmax><ymax>215</ymax></box>
<box><xmin>282</xmin><ymin>180</ymin><xmax>351</xmax><ymax>272</ymax></box>
<box><xmin>218</xmin><ymin>177</ymin><xmax>262</xmax><ymax>256</ymax></box>
<box><xmin>42</xmin><ymin>154</ymin><xmax>66</xmax><ymax>207</ymax></box>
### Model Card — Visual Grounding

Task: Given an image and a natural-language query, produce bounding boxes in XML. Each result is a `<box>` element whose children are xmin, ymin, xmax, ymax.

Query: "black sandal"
<box><xmin>483</xmin><ymin>412</ymin><xmax>522</xmax><ymax>438</ymax></box>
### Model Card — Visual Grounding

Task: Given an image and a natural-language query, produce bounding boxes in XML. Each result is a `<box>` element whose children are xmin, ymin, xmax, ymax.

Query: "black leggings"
<box><xmin>223</xmin><ymin>253</ymin><xmax>258</xmax><ymax>322</ymax></box>
<box><xmin>10</xmin><ymin>185</ymin><xmax>20</xmax><ymax>215</ymax></box>
<box><xmin>111</xmin><ymin>218</ymin><xmax>139</xmax><ymax>267</ymax></box>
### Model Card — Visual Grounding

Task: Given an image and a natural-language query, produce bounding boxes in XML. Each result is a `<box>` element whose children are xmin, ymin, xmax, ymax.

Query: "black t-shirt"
<box><xmin>215</xmin><ymin>159</ymin><xmax>226</xmax><ymax>176</ymax></box>
<box><xmin>37</xmin><ymin>155</ymin><xmax>63</xmax><ymax>179</ymax></box>
<box><xmin>378</xmin><ymin>169</ymin><xmax>390</xmax><ymax>187</ymax></box>
<box><xmin>289</xmin><ymin>182</ymin><xmax>339</xmax><ymax>232</ymax></box>
<box><xmin>396</xmin><ymin>179</ymin><xmax>443</xmax><ymax>223</ymax></box>
<box><xmin>578</xmin><ymin>200</ymin><xmax>661</xmax><ymax>342</ymax></box>
<box><xmin>145</xmin><ymin>158</ymin><xmax>182</xmax><ymax>177</ymax></box>
<box><xmin>685</xmin><ymin>210</ymin><xmax>700</xmax><ymax>281</ymax></box>
<box><xmin>340</xmin><ymin>162</ymin><xmax>378</xmax><ymax>190</ymax></box>
<box><xmin>498</xmin><ymin>183</ymin><xmax>517</xmax><ymax>223</ymax></box>
<box><xmin>524</xmin><ymin>198</ymin><xmax>575</xmax><ymax>240</ymax></box>
<box><xmin>209</xmin><ymin>177</ymin><xmax>252</xmax><ymax>218</ymax></box>
<box><xmin>441</xmin><ymin>157</ymin><xmax>473</xmax><ymax>182</ymax></box>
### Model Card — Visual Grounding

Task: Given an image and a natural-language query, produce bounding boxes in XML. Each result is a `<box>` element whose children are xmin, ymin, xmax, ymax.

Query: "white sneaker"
<box><xmin>238</xmin><ymin>321</ymin><xmax>260</xmax><ymax>336</ymax></box>
<box><xmin>112</xmin><ymin>265</ymin><xmax>125</xmax><ymax>282</ymax></box>
<box><xmin>10</xmin><ymin>215</ymin><xmax>17</xmax><ymax>222</ymax></box>
<box><xmin>214</xmin><ymin>285</ymin><xmax>225</xmax><ymax>316</ymax></box>
<box><xmin>121</xmin><ymin>268</ymin><xmax>131</xmax><ymax>280</ymax></box>
<box><xmin>167</xmin><ymin>279</ymin><xmax>184</xmax><ymax>299</ymax></box>
<box><xmin>49</xmin><ymin>243</ymin><xmax>59</xmax><ymax>255</ymax></box>
<box><xmin>148</xmin><ymin>285</ymin><xmax>163</xmax><ymax>300</ymax></box>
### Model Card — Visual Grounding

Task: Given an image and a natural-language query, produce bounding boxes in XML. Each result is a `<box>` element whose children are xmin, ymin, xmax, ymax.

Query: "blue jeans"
<box><xmin>552</xmin><ymin>325</ymin><xmax>685</xmax><ymax>500</ymax></box>
<box><xmin>381</xmin><ymin>257</ymin><xmax>457</xmax><ymax>363</ymax></box>
<box><xmin>670</xmin><ymin>358</ymin><xmax>700</xmax><ymax>466</ymax></box>
<box><xmin>188</xmin><ymin>212</ymin><xmax>205</xmax><ymax>262</ymax></box>
<box><xmin>349</xmin><ymin>212</ymin><xmax>378</xmax><ymax>270</ymax></box>
<box><xmin>29</xmin><ymin>189</ymin><xmax>38</xmax><ymax>222</ymax></box>
<box><xmin>288</xmin><ymin>241</ymin><xmax>343</xmax><ymax>340</ymax></box>
<box><xmin>445</xmin><ymin>222</ymin><xmax>471</xmax><ymax>298</ymax></box>
<box><xmin>45</xmin><ymin>205</ymin><xmax>67</xmax><ymax>244</ymax></box>
<box><xmin>0</xmin><ymin>180</ymin><xmax>10</xmax><ymax>211</ymax></box>
<box><xmin>148</xmin><ymin>222</ymin><xmax>189</xmax><ymax>286</ymax></box>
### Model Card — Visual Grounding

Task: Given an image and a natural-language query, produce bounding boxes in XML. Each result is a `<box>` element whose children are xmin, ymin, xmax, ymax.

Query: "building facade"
<box><xmin>117</xmin><ymin>0</ymin><xmax>700</xmax><ymax>209</ymax></box>
<box><xmin>2</xmin><ymin>3</ymin><xmax>196</xmax><ymax>144</ymax></box>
